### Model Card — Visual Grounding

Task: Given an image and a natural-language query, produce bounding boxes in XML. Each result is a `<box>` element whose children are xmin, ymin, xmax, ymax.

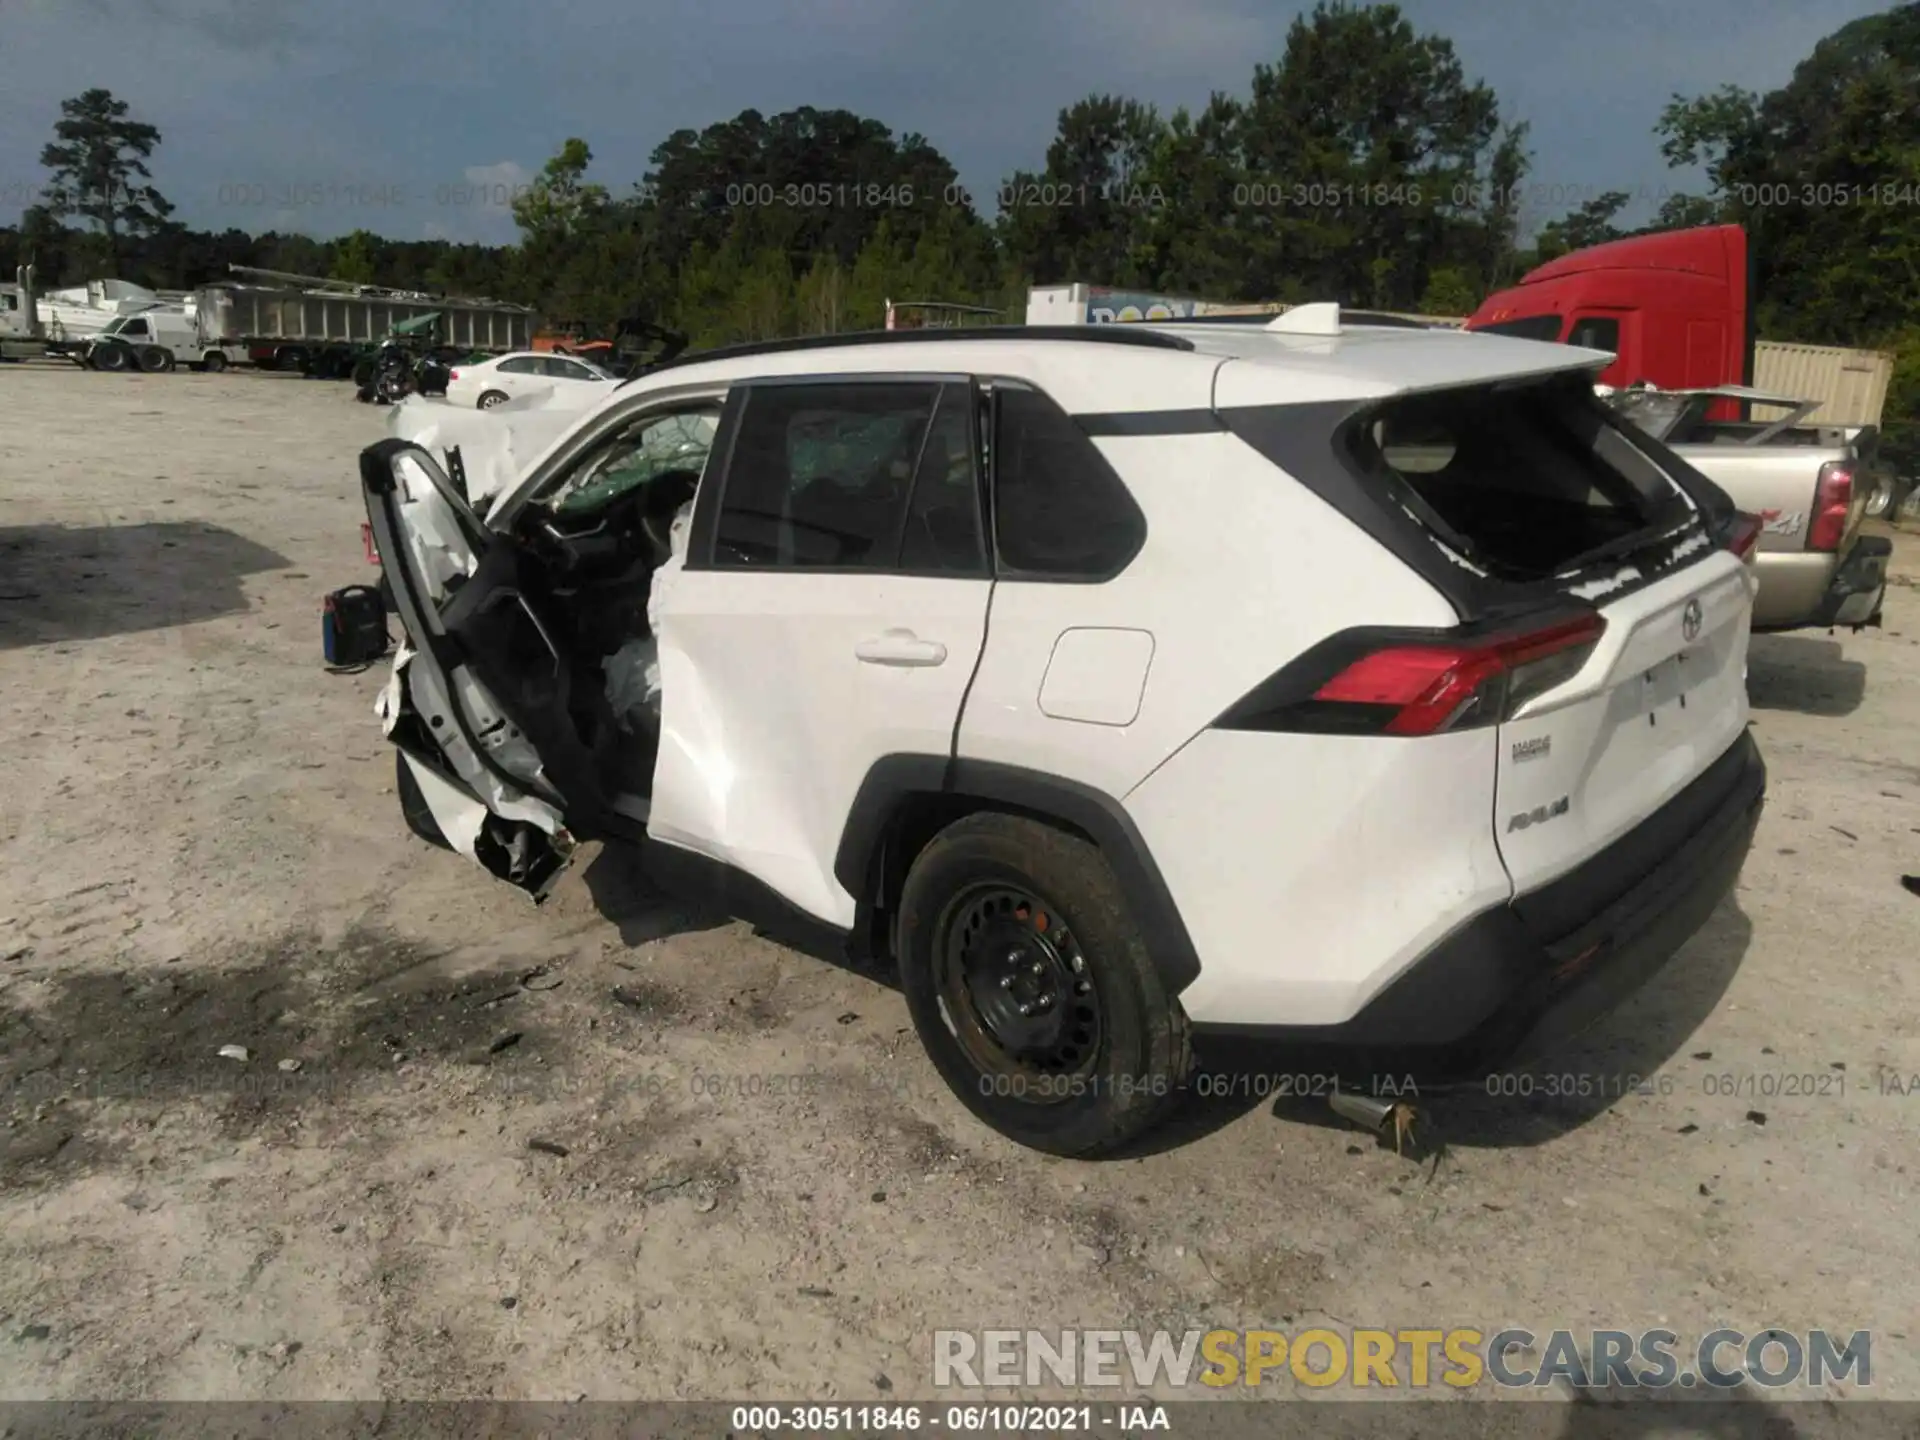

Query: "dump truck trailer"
<box><xmin>4</xmin><ymin>264</ymin><xmax>539</xmax><ymax>377</ymax></box>
<box><xmin>194</xmin><ymin>267</ymin><xmax>537</xmax><ymax>376</ymax></box>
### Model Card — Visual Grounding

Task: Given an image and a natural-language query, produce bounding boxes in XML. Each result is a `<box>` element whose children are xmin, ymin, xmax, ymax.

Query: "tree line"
<box><xmin>3</xmin><ymin>2</ymin><xmax>1916</xmax><ymax>461</ymax></box>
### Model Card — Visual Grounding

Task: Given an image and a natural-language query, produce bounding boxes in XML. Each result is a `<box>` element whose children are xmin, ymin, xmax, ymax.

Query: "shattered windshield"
<box><xmin>548</xmin><ymin>410</ymin><xmax>719</xmax><ymax>518</ymax></box>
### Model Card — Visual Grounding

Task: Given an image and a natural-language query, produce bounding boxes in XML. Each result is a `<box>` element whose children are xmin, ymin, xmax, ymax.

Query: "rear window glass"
<box><xmin>1347</xmin><ymin>379</ymin><xmax>1690</xmax><ymax>578</ymax></box>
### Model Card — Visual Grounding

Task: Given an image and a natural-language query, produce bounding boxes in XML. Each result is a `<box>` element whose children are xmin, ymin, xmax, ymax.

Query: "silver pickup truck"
<box><xmin>1609</xmin><ymin>384</ymin><xmax>1893</xmax><ymax>633</ymax></box>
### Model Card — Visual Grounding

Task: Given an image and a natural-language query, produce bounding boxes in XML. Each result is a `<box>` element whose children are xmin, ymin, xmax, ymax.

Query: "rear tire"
<box><xmin>477</xmin><ymin>390</ymin><xmax>509</xmax><ymax>410</ymax></box>
<box><xmin>897</xmin><ymin>812</ymin><xmax>1190</xmax><ymax>1157</ymax></box>
<box><xmin>90</xmin><ymin>342</ymin><xmax>130</xmax><ymax>372</ymax></box>
<box><xmin>137</xmin><ymin>345</ymin><xmax>174</xmax><ymax>373</ymax></box>
<box><xmin>395</xmin><ymin>751</ymin><xmax>453</xmax><ymax>850</ymax></box>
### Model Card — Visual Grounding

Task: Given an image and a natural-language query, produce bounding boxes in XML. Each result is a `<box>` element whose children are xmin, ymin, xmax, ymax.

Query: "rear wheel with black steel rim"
<box><xmin>898</xmin><ymin>812</ymin><xmax>1189</xmax><ymax>1156</ymax></box>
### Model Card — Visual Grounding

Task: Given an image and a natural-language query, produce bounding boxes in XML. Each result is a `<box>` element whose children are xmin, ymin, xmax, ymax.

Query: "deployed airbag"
<box><xmin>386</xmin><ymin>395</ymin><xmax>581</xmax><ymax>512</ymax></box>
<box><xmin>601</xmin><ymin>499</ymin><xmax>692</xmax><ymax>732</ymax></box>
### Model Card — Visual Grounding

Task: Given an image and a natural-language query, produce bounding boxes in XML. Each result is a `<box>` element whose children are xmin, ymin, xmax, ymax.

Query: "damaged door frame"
<box><xmin>364</xmin><ymin>380</ymin><xmax>743</xmax><ymax>900</ymax></box>
<box><xmin>363</xmin><ymin>439</ymin><xmax>592</xmax><ymax>898</ymax></box>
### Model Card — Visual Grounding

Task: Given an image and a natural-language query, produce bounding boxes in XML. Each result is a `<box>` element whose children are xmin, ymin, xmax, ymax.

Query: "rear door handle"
<box><xmin>856</xmin><ymin>630</ymin><xmax>947</xmax><ymax>667</ymax></box>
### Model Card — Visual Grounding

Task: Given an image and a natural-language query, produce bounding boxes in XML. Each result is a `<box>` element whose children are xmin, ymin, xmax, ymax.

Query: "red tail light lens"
<box><xmin>1725</xmin><ymin>512</ymin><xmax>1763</xmax><ymax>563</ymax></box>
<box><xmin>1313</xmin><ymin>616</ymin><xmax>1605</xmax><ymax>735</ymax></box>
<box><xmin>1809</xmin><ymin>462</ymin><xmax>1852</xmax><ymax>552</ymax></box>
<box><xmin>449</xmin><ymin>368</ymin><xmax>462</xmax><ymax>381</ymax></box>
<box><xmin>361</xmin><ymin>521</ymin><xmax>379</xmax><ymax>565</ymax></box>
<box><xmin>1222</xmin><ymin>613</ymin><xmax>1608</xmax><ymax>737</ymax></box>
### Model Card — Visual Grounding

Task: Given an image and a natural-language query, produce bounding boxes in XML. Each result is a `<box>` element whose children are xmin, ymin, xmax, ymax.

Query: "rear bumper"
<box><xmin>1807</xmin><ymin>535</ymin><xmax>1890</xmax><ymax>629</ymax></box>
<box><xmin>1192</xmin><ymin>731</ymin><xmax>1766</xmax><ymax>1086</ymax></box>
<box><xmin>1752</xmin><ymin>537</ymin><xmax>1889</xmax><ymax>631</ymax></box>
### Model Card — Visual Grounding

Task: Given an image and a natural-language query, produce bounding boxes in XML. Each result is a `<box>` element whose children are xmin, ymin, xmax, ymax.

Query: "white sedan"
<box><xmin>444</xmin><ymin>352</ymin><xmax>617</xmax><ymax>411</ymax></box>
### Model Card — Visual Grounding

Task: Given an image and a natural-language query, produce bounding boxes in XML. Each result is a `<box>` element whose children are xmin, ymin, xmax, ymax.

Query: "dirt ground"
<box><xmin>0</xmin><ymin>362</ymin><xmax>1916</xmax><ymax>1405</ymax></box>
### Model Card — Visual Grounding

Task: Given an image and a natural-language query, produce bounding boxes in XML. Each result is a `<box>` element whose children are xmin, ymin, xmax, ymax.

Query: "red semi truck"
<box><xmin>1465</xmin><ymin>224</ymin><xmax>1756</xmax><ymax>397</ymax></box>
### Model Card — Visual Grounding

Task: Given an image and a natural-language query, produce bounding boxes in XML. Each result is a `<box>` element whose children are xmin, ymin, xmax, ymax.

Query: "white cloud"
<box><xmin>463</xmin><ymin>161</ymin><xmax>533</xmax><ymax>198</ymax></box>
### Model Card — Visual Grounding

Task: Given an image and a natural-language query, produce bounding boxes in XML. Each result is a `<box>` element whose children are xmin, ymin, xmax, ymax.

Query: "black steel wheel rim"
<box><xmin>934</xmin><ymin>883</ymin><xmax>1103</xmax><ymax>1098</ymax></box>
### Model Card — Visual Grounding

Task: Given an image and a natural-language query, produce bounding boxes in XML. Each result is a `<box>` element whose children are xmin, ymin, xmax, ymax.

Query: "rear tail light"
<box><xmin>1225</xmin><ymin>613</ymin><xmax>1607</xmax><ymax>737</ymax></box>
<box><xmin>361</xmin><ymin>521</ymin><xmax>380</xmax><ymax>566</ymax></box>
<box><xmin>1809</xmin><ymin>462</ymin><xmax>1853</xmax><ymax>552</ymax></box>
<box><xmin>449</xmin><ymin>368</ymin><xmax>462</xmax><ymax>381</ymax></box>
<box><xmin>1725</xmin><ymin>511</ymin><xmax>1763</xmax><ymax>563</ymax></box>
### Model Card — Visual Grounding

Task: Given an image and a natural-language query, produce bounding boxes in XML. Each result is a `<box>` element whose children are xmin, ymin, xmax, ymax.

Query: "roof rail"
<box><xmin>628</xmin><ymin>322</ymin><xmax>1196</xmax><ymax>382</ymax></box>
<box><xmin>1136</xmin><ymin>308</ymin><xmax>1441</xmax><ymax>331</ymax></box>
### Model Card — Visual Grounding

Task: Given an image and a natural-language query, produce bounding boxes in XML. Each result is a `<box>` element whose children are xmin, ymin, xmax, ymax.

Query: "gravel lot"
<box><xmin>1</xmin><ymin>363</ymin><xmax>1916</xmax><ymax>1405</ymax></box>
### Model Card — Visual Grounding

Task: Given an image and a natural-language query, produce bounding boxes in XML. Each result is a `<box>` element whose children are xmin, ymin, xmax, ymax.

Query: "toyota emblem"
<box><xmin>1681</xmin><ymin>598</ymin><xmax>1703</xmax><ymax>644</ymax></box>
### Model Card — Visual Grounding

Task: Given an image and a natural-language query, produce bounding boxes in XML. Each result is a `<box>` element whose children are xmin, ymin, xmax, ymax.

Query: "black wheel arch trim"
<box><xmin>833</xmin><ymin>754</ymin><xmax>1202</xmax><ymax>996</ymax></box>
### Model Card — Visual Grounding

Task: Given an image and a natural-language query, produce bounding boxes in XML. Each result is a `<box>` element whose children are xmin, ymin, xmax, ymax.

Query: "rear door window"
<box><xmin>1349</xmin><ymin>378</ymin><xmax>1692</xmax><ymax>578</ymax></box>
<box><xmin>711</xmin><ymin>381</ymin><xmax>941</xmax><ymax>569</ymax></box>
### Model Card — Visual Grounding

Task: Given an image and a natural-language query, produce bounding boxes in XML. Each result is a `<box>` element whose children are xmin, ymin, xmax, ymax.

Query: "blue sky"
<box><xmin>0</xmin><ymin>0</ymin><xmax>1894</xmax><ymax>248</ymax></box>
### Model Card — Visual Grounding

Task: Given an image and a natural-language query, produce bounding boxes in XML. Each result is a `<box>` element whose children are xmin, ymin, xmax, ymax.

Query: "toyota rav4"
<box><xmin>346</xmin><ymin>306</ymin><xmax>1767</xmax><ymax>1157</ymax></box>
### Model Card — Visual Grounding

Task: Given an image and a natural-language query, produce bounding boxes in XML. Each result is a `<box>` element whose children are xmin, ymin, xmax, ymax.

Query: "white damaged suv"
<box><xmin>351</xmin><ymin>306</ymin><xmax>1767</xmax><ymax>1156</ymax></box>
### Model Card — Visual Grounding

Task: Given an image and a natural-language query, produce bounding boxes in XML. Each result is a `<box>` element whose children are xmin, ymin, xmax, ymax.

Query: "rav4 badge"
<box><xmin>1507</xmin><ymin>796</ymin><xmax>1570</xmax><ymax>833</ymax></box>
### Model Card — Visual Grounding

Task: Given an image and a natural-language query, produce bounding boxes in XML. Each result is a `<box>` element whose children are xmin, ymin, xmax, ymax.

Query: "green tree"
<box><xmin>1474</xmin><ymin>121</ymin><xmax>1533</xmax><ymax>287</ymax></box>
<box><xmin>1655</xmin><ymin>5</ymin><xmax>1920</xmax><ymax>345</ymax></box>
<box><xmin>1417</xmin><ymin>265</ymin><xmax>1480</xmax><ymax>316</ymax></box>
<box><xmin>511</xmin><ymin>138</ymin><xmax>610</xmax><ymax>249</ymax></box>
<box><xmin>640</xmin><ymin>107</ymin><xmax>978</xmax><ymax>279</ymax></box>
<box><xmin>1132</xmin><ymin>95</ymin><xmax>1252</xmax><ymax>297</ymax></box>
<box><xmin>1533</xmin><ymin>190</ymin><xmax>1631</xmax><ymax>262</ymax></box>
<box><xmin>329</xmin><ymin>229</ymin><xmax>380</xmax><ymax>284</ymax></box>
<box><xmin>37</xmin><ymin>88</ymin><xmax>174</xmax><ymax>264</ymax></box>
<box><xmin>996</xmin><ymin>95</ymin><xmax>1169</xmax><ymax>286</ymax></box>
<box><xmin>1656</xmin><ymin>3</ymin><xmax>1920</xmax><ymax>468</ymax></box>
<box><xmin>997</xmin><ymin>5</ymin><xmax>1519</xmax><ymax>308</ymax></box>
<box><xmin>11</xmin><ymin>204</ymin><xmax>76</xmax><ymax>283</ymax></box>
<box><xmin>1236</xmin><ymin>2</ymin><xmax>1504</xmax><ymax>309</ymax></box>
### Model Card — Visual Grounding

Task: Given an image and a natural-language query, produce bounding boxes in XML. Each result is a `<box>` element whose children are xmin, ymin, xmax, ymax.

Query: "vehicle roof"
<box><xmin>633</xmin><ymin>321</ymin><xmax>1610</xmax><ymax>412</ymax></box>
